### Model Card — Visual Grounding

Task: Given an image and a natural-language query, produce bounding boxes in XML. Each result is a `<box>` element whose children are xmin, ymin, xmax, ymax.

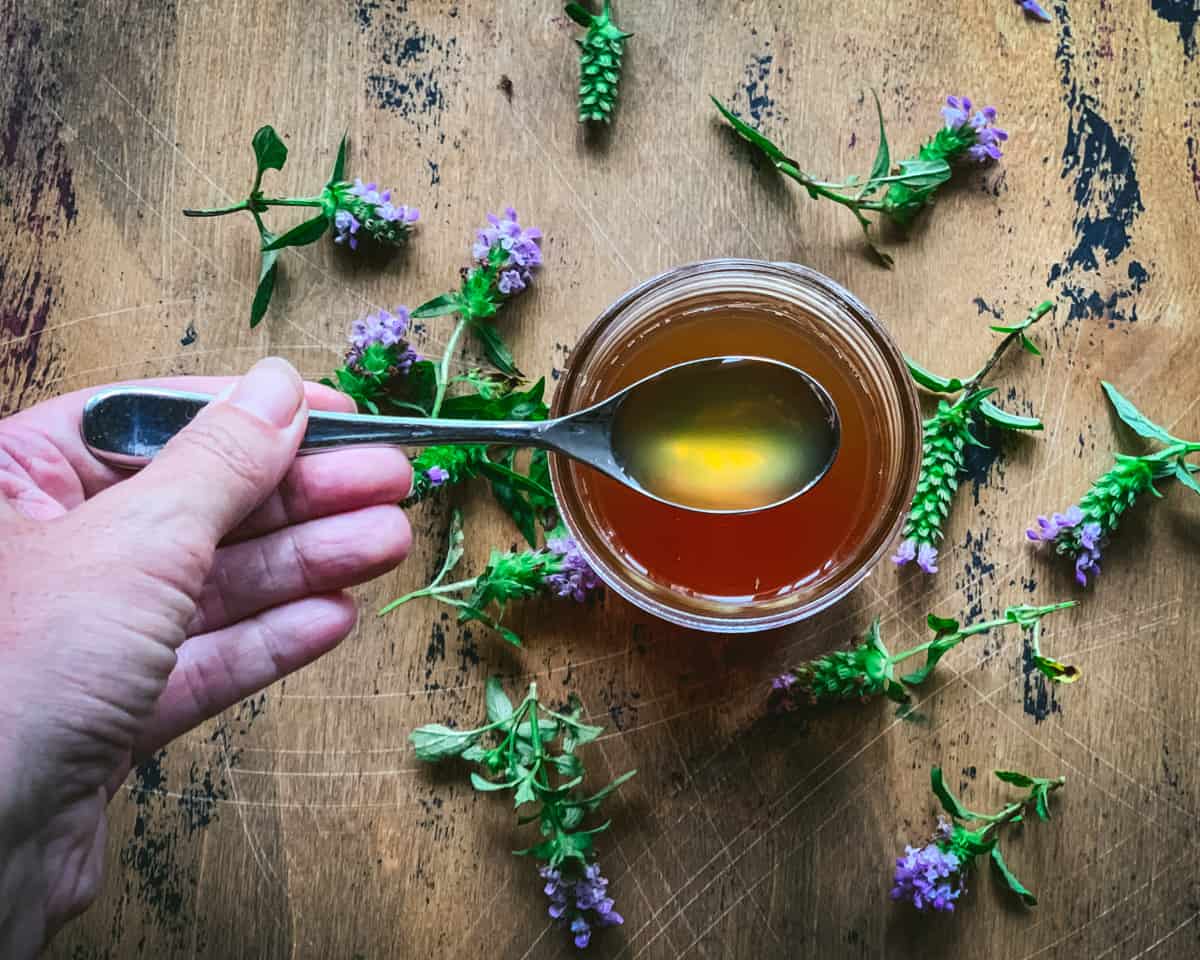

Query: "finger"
<box><xmin>190</xmin><ymin>504</ymin><xmax>411</xmax><ymax>634</ymax></box>
<box><xmin>99</xmin><ymin>358</ymin><xmax>308</xmax><ymax>547</ymax></box>
<box><xmin>225</xmin><ymin>445</ymin><xmax>412</xmax><ymax>543</ymax></box>
<box><xmin>2</xmin><ymin>374</ymin><xmax>353</xmax><ymax>505</ymax></box>
<box><xmin>135</xmin><ymin>592</ymin><xmax>358</xmax><ymax>756</ymax></box>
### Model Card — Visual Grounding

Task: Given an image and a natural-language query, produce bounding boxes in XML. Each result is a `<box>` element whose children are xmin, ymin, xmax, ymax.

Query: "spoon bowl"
<box><xmin>82</xmin><ymin>356</ymin><xmax>841</xmax><ymax>514</ymax></box>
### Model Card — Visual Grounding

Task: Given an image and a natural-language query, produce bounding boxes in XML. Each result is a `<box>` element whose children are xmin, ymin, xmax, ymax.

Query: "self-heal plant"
<box><xmin>410</xmin><ymin>678</ymin><xmax>634</xmax><ymax>949</ymax></box>
<box><xmin>769</xmin><ymin>601</ymin><xmax>1077</xmax><ymax>712</ymax></box>
<box><xmin>893</xmin><ymin>300</ymin><xmax>1054</xmax><ymax>575</ymax></box>
<box><xmin>1028</xmin><ymin>382</ymin><xmax>1200</xmax><ymax>586</ymax></box>
<box><xmin>893</xmin><ymin>766</ymin><xmax>1064</xmax><ymax>912</ymax></box>
<box><xmin>565</xmin><ymin>1</ymin><xmax>632</xmax><ymax>124</ymax></box>
<box><xmin>380</xmin><ymin>512</ymin><xmax>599</xmax><ymax>646</ymax></box>
<box><xmin>712</xmin><ymin>92</ymin><xmax>1008</xmax><ymax>264</ymax></box>
<box><xmin>183</xmin><ymin>126</ymin><xmax>418</xmax><ymax>326</ymax></box>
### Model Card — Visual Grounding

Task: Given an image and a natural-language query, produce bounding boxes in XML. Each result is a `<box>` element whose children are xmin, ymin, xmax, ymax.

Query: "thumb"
<box><xmin>115</xmin><ymin>357</ymin><xmax>307</xmax><ymax>544</ymax></box>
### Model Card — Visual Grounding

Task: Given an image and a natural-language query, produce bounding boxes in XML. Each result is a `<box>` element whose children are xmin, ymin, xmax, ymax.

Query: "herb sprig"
<box><xmin>893</xmin><ymin>766</ymin><xmax>1065</xmax><ymax>912</ymax></box>
<box><xmin>323</xmin><ymin>209</ymin><xmax>555</xmax><ymax>544</ymax></box>
<box><xmin>712</xmin><ymin>93</ymin><xmax>1007</xmax><ymax>265</ymax></box>
<box><xmin>183</xmin><ymin>126</ymin><xmax>418</xmax><ymax>326</ymax></box>
<box><xmin>411</xmin><ymin>678</ymin><xmax>634</xmax><ymax>949</ymax></box>
<box><xmin>770</xmin><ymin>601</ymin><xmax>1077</xmax><ymax>711</ymax></box>
<box><xmin>1028</xmin><ymin>381</ymin><xmax>1200</xmax><ymax>585</ymax></box>
<box><xmin>894</xmin><ymin>299</ymin><xmax>1054</xmax><ymax>575</ymax></box>
<box><xmin>566</xmin><ymin>1</ymin><xmax>632</xmax><ymax>124</ymax></box>
<box><xmin>379</xmin><ymin>511</ymin><xmax>598</xmax><ymax>645</ymax></box>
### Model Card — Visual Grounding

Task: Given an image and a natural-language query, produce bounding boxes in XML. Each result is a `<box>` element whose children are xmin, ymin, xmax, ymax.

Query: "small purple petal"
<box><xmin>916</xmin><ymin>543</ymin><xmax>939</xmax><ymax>575</ymax></box>
<box><xmin>892</xmin><ymin>538</ymin><xmax>917</xmax><ymax>566</ymax></box>
<box><xmin>1020</xmin><ymin>0</ymin><xmax>1052</xmax><ymax>22</ymax></box>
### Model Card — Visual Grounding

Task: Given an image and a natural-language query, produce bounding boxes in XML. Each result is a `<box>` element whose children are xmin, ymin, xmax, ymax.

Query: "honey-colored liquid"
<box><xmin>609</xmin><ymin>358</ymin><xmax>839</xmax><ymax>512</ymax></box>
<box><xmin>577</xmin><ymin>305</ymin><xmax>886</xmax><ymax>602</ymax></box>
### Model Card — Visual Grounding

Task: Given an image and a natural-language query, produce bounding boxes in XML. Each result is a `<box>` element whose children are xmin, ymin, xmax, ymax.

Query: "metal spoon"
<box><xmin>81</xmin><ymin>356</ymin><xmax>840</xmax><ymax>514</ymax></box>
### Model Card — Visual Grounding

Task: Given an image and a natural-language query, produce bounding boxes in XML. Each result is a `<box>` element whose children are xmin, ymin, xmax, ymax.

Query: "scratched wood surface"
<box><xmin>5</xmin><ymin>0</ymin><xmax>1200</xmax><ymax>956</ymax></box>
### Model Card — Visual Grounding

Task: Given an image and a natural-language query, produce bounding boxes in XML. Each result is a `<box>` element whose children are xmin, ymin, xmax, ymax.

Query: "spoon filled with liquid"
<box><xmin>81</xmin><ymin>356</ymin><xmax>840</xmax><ymax>514</ymax></box>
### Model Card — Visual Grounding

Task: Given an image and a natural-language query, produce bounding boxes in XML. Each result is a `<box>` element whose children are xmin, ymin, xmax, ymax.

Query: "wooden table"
<box><xmin>6</xmin><ymin>0</ymin><xmax>1199</xmax><ymax>957</ymax></box>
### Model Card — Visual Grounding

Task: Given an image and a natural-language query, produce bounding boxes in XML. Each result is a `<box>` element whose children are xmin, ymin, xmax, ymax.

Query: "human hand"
<box><xmin>0</xmin><ymin>358</ymin><xmax>413</xmax><ymax>956</ymax></box>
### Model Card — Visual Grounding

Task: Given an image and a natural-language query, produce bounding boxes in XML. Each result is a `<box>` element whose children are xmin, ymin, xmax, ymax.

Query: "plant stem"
<box><xmin>978</xmin><ymin>779</ymin><xmax>1065</xmax><ymax>834</ymax></box>
<box><xmin>260</xmin><ymin>196</ymin><xmax>325</xmax><ymax>208</ymax></box>
<box><xmin>963</xmin><ymin>302</ymin><xmax>1054</xmax><ymax>394</ymax></box>
<box><xmin>377</xmin><ymin>577</ymin><xmax>478</xmax><ymax>614</ymax></box>
<box><xmin>182</xmin><ymin>201</ymin><xmax>249</xmax><ymax>217</ymax></box>
<box><xmin>431</xmin><ymin>316</ymin><xmax>469</xmax><ymax>418</ymax></box>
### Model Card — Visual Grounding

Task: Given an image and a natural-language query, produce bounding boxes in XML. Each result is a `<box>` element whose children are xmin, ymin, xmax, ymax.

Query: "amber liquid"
<box><xmin>576</xmin><ymin>305</ymin><xmax>887</xmax><ymax>602</ymax></box>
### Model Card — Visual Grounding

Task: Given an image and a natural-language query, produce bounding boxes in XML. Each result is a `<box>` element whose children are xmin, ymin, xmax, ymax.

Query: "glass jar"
<box><xmin>549</xmin><ymin>259</ymin><xmax>921</xmax><ymax>633</ymax></box>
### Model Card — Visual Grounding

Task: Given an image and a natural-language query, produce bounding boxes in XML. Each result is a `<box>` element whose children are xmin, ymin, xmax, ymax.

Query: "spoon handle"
<box><xmin>81</xmin><ymin>387</ymin><xmax>547</xmax><ymax>468</ymax></box>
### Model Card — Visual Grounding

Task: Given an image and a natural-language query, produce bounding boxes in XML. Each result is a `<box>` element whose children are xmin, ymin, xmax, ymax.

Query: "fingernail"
<box><xmin>228</xmin><ymin>357</ymin><xmax>303</xmax><ymax>428</ymax></box>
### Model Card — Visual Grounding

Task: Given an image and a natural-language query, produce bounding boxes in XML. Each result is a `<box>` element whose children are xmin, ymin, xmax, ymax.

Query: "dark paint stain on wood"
<box><xmin>1048</xmin><ymin>4</ymin><xmax>1149</xmax><ymax>326</ymax></box>
<box><xmin>1151</xmin><ymin>0</ymin><xmax>1198</xmax><ymax>58</ymax></box>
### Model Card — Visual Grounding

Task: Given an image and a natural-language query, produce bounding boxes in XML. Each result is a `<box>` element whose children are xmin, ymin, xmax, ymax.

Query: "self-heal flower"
<box><xmin>545</xmin><ymin>535</ymin><xmax>601</xmax><ymax>602</ymax></box>
<box><xmin>347</xmin><ymin>307</ymin><xmax>420</xmax><ymax>372</ymax></box>
<box><xmin>330</xmin><ymin>177</ymin><xmax>419</xmax><ymax>249</ymax></box>
<box><xmin>892</xmin><ymin>823</ymin><xmax>965</xmax><ymax>912</ymax></box>
<box><xmin>472</xmin><ymin>206</ymin><xmax>543</xmax><ymax>296</ymax></box>
<box><xmin>426</xmin><ymin>466</ymin><xmax>450</xmax><ymax>487</ymax></box>
<box><xmin>543</xmin><ymin>860</ymin><xmax>624</xmax><ymax>948</ymax></box>
<box><xmin>1019</xmin><ymin>0</ymin><xmax>1052</xmax><ymax>22</ymax></box>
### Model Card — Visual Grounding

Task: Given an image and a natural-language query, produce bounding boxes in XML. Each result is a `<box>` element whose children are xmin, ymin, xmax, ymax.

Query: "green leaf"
<box><xmin>252</xmin><ymin>125</ymin><xmax>288</xmax><ymax>175</ymax></box>
<box><xmin>550</xmin><ymin>753</ymin><xmax>584</xmax><ymax>777</ymax></box>
<box><xmin>905</xmin><ymin>357</ymin><xmax>963</xmax><ymax>394</ymax></box>
<box><xmin>927</xmin><ymin>613</ymin><xmax>959</xmax><ymax>634</ymax></box>
<box><xmin>513</xmin><ymin>775</ymin><xmax>538</xmax><ymax>807</ymax></box>
<box><xmin>471</xmin><ymin>320</ymin><xmax>522</xmax><ymax>377</ymax></box>
<box><xmin>469</xmin><ymin>771</ymin><xmax>515</xmax><ymax>792</ymax></box>
<box><xmin>990</xmin><ymin>846</ymin><xmax>1037</xmax><ymax>906</ymax></box>
<box><xmin>1020</xmin><ymin>334</ymin><xmax>1042</xmax><ymax>357</ymax></box>
<box><xmin>993</xmin><ymin>770</ymin><xmax>1036</xmax><ymax>788</ymax></box>
<box><xmin>565</xmin><ymin>1</ymin><xmax>593</xmax><ymax>26</ymax></box>
<box><xmin>979</xmin><ymin>400</ymin><xmax>1044</xmax><ymax>432</ymax></box>
<box><xmin>262</xmin><ymin>212</ymin><xmax>329</xmax><ymax>251</ymax></box>
<box><xmin>711</xmin><ymin>96</ymin><xmax>796</xmax><ymax>168</ymax></box>
<box><xmin>930</xmin><ymin>766</ymin><xmax>969</xmax><ymax>820</ymax></box>
<box><xmin>250</xmin><ymin>247</ymin><xmax>279</xmax><ymax>328</ymax></box>
<box><xmin>1174</xmin><ymin>460</ymin><xmax>1200</xmax><ymax>495</ymax></box>
<box><xmin>485</xmin><ymin>676</ymin><xmax>514</xmax><ymax>725</ymax></box>
<box><xmin>1033</xmin><ymin>655</ymin><xmax>1081</xmax><ymax>684</ymax></box>
<box><xmin>430</xmin><ymin>510</ymin><xmax>466</xmax><ymax>589</ymax></box>
<box><xmin>1033</xmin><ymin>785</ymin><xmax>1051</xmax><ymax>821</ymax></box>
<box><xmin>1101</xmin><ymin>381</ymin><xmax>1176</xmax><ymax>444</ymax></box>
<box><xmin>486</xmin><ymin>452</ymin><xmax>540</xmax><ymax>547</ymax></box>
<box><xmin>864</xmin><ymin>91</ymin><xmax>891</xmax><ymax>194</ymax></box>
<box><xmin>570</xmin><ymin>769</ymin><xmax>637</xmax><ymax>811</ymax></box>
<box><xmin>412</xmin><ymin>292</ymin><xmax>463</xmax><ymax>319</ymax></box>
<box><xmin>409</xmin><ymin>724</ymin><xmax>478</xmax><ymax>761</ymax></box>
<box><xmin>392</xmin><ymin>359</ymin><xmax>438</xmax><ymax>416</ymax></box>
<box><xmin>328</xmin><ymin>132</ymin><xmax>348</xmax><ymax>186</ymax></box>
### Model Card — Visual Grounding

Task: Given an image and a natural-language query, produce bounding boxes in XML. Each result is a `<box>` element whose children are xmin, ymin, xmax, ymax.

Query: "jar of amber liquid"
<box><xmin>549</xmin><ymin>260</ymin><xmax>921</xmax><ymax>632</ymax></box>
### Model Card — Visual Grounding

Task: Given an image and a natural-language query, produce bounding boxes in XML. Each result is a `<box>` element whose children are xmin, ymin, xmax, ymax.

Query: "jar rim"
<box><xmin>549</xmin><ymin>258</ymin><xmax>921</xmax><ymax>633</ymax></box>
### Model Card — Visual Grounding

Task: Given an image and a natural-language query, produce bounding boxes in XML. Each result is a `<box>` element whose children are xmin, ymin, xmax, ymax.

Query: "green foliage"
<box><xmin>410</xmin><ymin>679</ymin><xmax>635</xmax><ymax>869</ymax></box>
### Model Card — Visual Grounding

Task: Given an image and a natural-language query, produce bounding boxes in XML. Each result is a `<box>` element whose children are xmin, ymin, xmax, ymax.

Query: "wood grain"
<box><xmin>4</xmin><ymin>0</ymin><xmax>1199</xmax><ymax>957</ymax></box>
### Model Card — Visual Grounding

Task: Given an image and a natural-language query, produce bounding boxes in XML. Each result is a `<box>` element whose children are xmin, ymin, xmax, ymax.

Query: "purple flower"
<box><xmin>349</xmin><ymin>178</ymin><xmax>386</xmax><ymax>205</ymax></box>
<box><xmin>891</xmin><ymin>538</ymin><xmax>917</xmax><ymax>567</ymax></box>
<box><xmin>545</xmin><ymin>536</ymin><xmax>600</xmax><ymax>602</ymax></box>
<box><xmin>942</xmin><ymin>96</ymin><xmax>1008</xmax><ymax>163</ymax></box>
<box><xmin>1027</xmin><ymin>505</ymin><xmax>1083</xmax><ymax>542</ymax></box>
<box><xmin>346</xmin><ymin>306</ymin><xmax>421</xmax><ymax>372</ymax></box>
<box><xmin>377</xmin><ymin>200</ymin><xmax>420</xmax><ymax>224</ymax></box>
<box><xmin>1019</xmin><ymin>0</ymin><xmax>1052</xmax><ymax>22</ymax></box>
<box><xmin>891</xmin><ymin>538</ymin><xmax>938</xmax><ymax>574</ymax></box>
<box><xmin>426</xmin><ymin>466</ymin><xmax>450</xmax><ymax>487</ymax></box>
<box><xmin>891</xmin><ymin>838</ymin><xmax>965</xmax><ymax>912</ymax></box>
<box><xmin>771</xmin><ymin>672</ymin><xmax>797</xmax><ymax>693</ymax></box>
<box><xmin>1027</xmin><ymin>505</ymin><xmax>1104</xmax><ymax>585</ymax></box>
<box><xmin>333</xmin><ymin>209</ymin><xmax>361</xmax><ymax>249</ymax></box>
<box><xmin>473</xmin><ymin>207</ymin><xmax>543</xmax><ymax>295</ymax></box>
<box><xmin>540</xmin><ymin>860</ymin><xmax>623</xmax><ymax>949</ymax></box>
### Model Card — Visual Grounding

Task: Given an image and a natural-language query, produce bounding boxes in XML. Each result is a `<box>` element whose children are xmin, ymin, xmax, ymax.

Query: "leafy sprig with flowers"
<box><xmin>380</xmin><ymin>511</ymin><xmax>599</xmax><ymax>646</ymax></box>
<box><xmin>893</xmin><ymin>766</ymin><xmax>1064</xmax><ymax>912</ymax></box>
<box><xmin>712</xmin><ymin>93</ymin><xmax>1008</xmax><ymax>264</ymax></box>
<box><xmin>893</xmin><ymin>299</ymin><xmax>1053</xmax><ymax>575</ymax></box>
<box><xmin>769</xmin><ymin>601</ymin><xmax>1077</xmax><ymax>713</ymax></box>
<box><xmin>411</xmin><ymin>677</ymin><xmax>635</xmax><ymax>949</ymax></box>
<box><xmin>183</xmin><ymin>126</ymin><xmax>418</xmax><ymax>326</ymax></box>
<box><xmin>323</xmin><ymin>208</ymin><xmax>557</xmax><ymax>545</ymax></box>
<box><xmin>1028</xmin><ymin>382</ymin><xmax>1200</xmax><ymax>585</ymax></box>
